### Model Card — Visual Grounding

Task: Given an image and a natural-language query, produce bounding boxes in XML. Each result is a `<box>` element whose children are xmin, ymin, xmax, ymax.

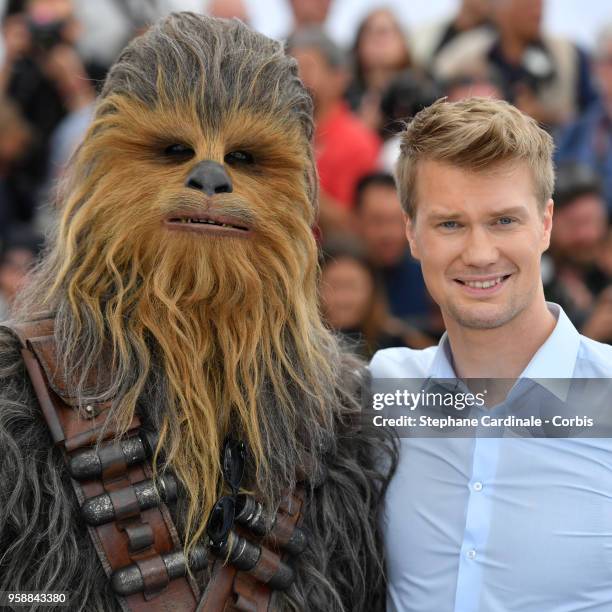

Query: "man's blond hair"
<box><xmin>395</xmin><ymin>97</ymin><xmax>554</xmax><ymax>218</ymax></box>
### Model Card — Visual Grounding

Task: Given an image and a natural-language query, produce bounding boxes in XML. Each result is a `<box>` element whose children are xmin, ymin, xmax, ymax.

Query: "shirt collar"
<box><xmin>428</xmin><ymin>303</ymin><xmax>580</xmax><ymax>400</ymax></box>
<box><xmin>429</xmin><ymin>333</ymin><xmax>456</xmax><ymax>379</ymax></box>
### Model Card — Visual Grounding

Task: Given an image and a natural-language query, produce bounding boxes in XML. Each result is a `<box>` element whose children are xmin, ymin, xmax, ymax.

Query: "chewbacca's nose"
<box><xmin>185</xmin><ymin>160</ymin><xmax>233</xmax><ymax>195</ymax></box>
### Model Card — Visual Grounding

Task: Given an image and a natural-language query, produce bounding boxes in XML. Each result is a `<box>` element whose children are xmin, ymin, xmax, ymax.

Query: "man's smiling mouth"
<box><xmin>455</xmin><ymin>274</ymin><xmax>512</xmax><ymax>289</ymax></box>
<box><xmin>453</xmin><ymin>274</ymin><xmax>513</xmax><ymax>294</ymax></box>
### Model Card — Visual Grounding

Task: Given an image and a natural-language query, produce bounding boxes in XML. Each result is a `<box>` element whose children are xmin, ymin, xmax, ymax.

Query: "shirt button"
<box><xmin>467</xmin><ymin>549</ymin><xmax>477</xmax><ymax>560</ymax></box>
<box><xmin>473</xmin><ymin>482</ymin><xmax>483</xmax><ymax>492</ymax></box>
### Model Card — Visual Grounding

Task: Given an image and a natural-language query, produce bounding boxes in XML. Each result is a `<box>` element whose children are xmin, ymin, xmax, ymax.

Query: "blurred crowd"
<box><xmin>0</xmin><ymin>0</ymin><xmax>611</xmax><ymax>355</ymax></box>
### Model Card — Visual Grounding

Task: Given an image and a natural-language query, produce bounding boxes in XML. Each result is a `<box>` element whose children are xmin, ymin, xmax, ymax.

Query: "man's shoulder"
<box><xmin>576</xmin><ymin>334</ymin><xmax>612</xmax><ymax>377</ymax></box>
<box><xmin>369</xmin><ymin>345</ymin><xmax>439</xmax><ymax>378</ymax></box>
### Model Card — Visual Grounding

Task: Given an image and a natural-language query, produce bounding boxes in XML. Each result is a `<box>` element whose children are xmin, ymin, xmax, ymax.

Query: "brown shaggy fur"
<box><xmin>0</xmin><ymin>13</ymin><xmax>396</xmax><ymax>611</ymax></box>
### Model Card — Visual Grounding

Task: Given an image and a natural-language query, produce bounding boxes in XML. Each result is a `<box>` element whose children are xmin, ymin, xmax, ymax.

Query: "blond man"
<box><xmin>370</xmin><ymin>98</ymin><xmax>612</xmax><ymax>612</ymax></box>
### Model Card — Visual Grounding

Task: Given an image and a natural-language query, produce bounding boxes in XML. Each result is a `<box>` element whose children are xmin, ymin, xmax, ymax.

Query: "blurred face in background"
<box><xmin>292</xmin><ymin>46</ymin><xmax>345</xmax><ymax>111</ymax></box>
<box><xmin>462</xmin><ymin>0</ymin><xmax>492</xmax><ymax>22</ymax></box>
<box><xmin>27</xmin><ymin>0</ymin><xmax>79</xmax><ymax>47</ymax></box>
<box><xmin>551</xmin><ymin>193</ymin><xmax>608</xmax><ymax>265</ymax></box>
<box><xmin>358</xmin><ymin>183</ymin><xmax>407</xmax><ymax>267</ymax></box>
<box><xmin>289</xmin><ymin>0</ymin><xmax>331</xmax><ymax>28</ymax></box>
<box><xmin>208</xmin><ymin>0</ymin><xmax>249</xmax><ymax>23</ymax></box>
<box><xmin>320</xmin><ymin>257</ymin><xmax>373</xmax><ymax>330</ymax></box>
<box><xmin>0</xmin><ymin>248</ymin><xmax>36</xmax><ymax>305</ymax></box>
<box><xmin>28</xmin><ymin>0</ymin><xmax>73</xmax><ymax>20</ymax></box>
<box><xmin>494</xmin><ymin>0</ymin><xmax>543</xmax><ymax>43</ymax></box>
<box><xmin>357</xmin><ymin>9</ymin><xmax>409</xmax><ymax>72</ymax></box>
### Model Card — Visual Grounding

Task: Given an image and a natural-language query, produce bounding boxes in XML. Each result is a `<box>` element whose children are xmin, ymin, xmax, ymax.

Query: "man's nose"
<box><xmin>461</xmin><ymin>227</ymin><xmax>499</xmax><ymax>267</ymax></box>
<box><xmin>185</xmin><ymin>160</ymin><xmax>233</xmax><ymax>196</ymax></box>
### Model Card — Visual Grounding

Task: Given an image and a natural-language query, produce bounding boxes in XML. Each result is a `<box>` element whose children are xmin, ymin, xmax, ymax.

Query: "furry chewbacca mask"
<box><xmin>0</xmin><ymin>12</ymin><xmax>396</xmax><ymax>612</ymax></box>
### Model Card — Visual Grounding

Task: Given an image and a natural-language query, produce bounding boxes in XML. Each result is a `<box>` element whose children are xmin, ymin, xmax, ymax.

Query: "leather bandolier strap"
<box><xmin>3</xmin><ymin>313</ymin><xmax>307</xmax><ymax>612</ymax></box>
<box><xmin>198</xmin><ymin>489</ymin><xmax>306</xmax><ymax>612</ymax></box>
<box><xmin>4</xmin><ymin>312</ymin><xmax>200</xmax><ymax>611</ymax></box>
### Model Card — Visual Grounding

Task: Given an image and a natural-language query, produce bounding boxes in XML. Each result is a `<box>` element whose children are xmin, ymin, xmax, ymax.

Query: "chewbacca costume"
<box><xmin>0</xmin><ymin>13</ymin><xmax>396</xmax><ymax>612</ymax></box>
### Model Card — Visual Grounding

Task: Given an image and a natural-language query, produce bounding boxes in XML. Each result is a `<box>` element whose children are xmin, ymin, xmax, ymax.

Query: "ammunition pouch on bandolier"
<box><xmin>3</xmin><ymin>313</ymin><xmax>307</xmax><ymax>611</ymax></box>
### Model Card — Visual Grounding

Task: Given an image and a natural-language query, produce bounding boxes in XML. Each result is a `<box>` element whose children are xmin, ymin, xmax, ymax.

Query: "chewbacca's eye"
<box><xmin>163</xmin><ymin>144</ymin><xmax>195</xmax><ymax>160</ymax></box>
<box><xmin>224</xmin><ymin>150</ymin><xmax>254</xmax><ymax>166</ymax></box>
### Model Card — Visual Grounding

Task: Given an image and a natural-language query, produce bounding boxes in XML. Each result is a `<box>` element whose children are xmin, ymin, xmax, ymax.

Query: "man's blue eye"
<box><xmin>440</xmin><ymin>221</ymin><xmax>459</xmax><ymax>229</ymax></box>
<box><xmin>497</xmin><ymin>217</ymin><xmax>514</xmax><ymax>225</ymax></box>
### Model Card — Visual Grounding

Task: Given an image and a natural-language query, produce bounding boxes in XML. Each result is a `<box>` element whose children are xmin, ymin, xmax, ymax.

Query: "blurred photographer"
<box><xmin>345</xmin><ymin>8</ymin><xmax>412</xmax><ymax>132</ymax></box>
<box><xmin>543</xmin><ymin>162</ymin><xmax>612</xmax><ymax>342</ymax></box>
<box><xmin>0</xmin><ymin>0</ymin><xmax>83</xmax><ymax>207</ymax></box>
<box><xmin>377</xmin><ymin>69</ymin><xmax>441</xmax><ymax>172</ymax></box>
<box><xmin>430</xmin><ymin>0</ymin><xmax>597</xmax><ymax>127</ymax></box>
<box><xmin>555</xmin><ymin>22</ymin><xmax>612</xmax><ymax>215</ymax></box>
<box><xmin>411</xmin><ymin>0</ymin><xmax>493</xmax><ymax>68</ymax></box>
<box><xmin>288</xmin><ymin>27</ymin><xmax>380</xmax><ymax>235</ymax></box>
<box><xmin>0</xmin><ymin>98</ymin><xmax>34</xmax><ymax>233</ymax></box>
<box><xmin>2</xmin><ymin>0</ymin><xmax>80</xmax><ymax>125</ymax></box>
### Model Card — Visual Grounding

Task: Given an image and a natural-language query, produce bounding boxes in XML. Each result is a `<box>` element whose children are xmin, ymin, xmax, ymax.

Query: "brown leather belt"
<box><xmin>3</xmin><ymin>314</ymin><xmax>305</xmax><ymax>611</ymax></box>
<box><xmin>6</xmin><ymin>313</ymin><xmax>200</xmax><ymax>611</ymax></box>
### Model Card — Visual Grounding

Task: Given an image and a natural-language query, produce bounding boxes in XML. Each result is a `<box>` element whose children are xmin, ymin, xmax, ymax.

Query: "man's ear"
<box><xmin>404</xmin><ymin>212</ymin><xmax>420</xmax><ymax>260</ymax></box>
<box><xmin>541</xmin><ymin>198</ymin><xmax>554</xmax><ymax>252</ymax></box>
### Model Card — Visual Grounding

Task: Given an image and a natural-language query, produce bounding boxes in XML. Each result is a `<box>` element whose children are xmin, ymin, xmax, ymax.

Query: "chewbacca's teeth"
<box><xmin>170</xmin><ymin>216</ymin><xmax>247</xmax><ymax>231</ymax></box>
